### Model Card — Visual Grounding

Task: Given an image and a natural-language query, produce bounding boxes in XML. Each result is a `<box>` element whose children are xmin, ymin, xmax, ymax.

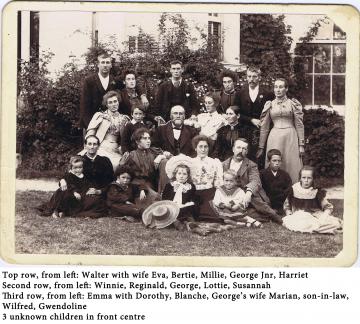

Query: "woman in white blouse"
<box><xmin>190</xmin><ymin>135</ymin><xmax>223</xmax><ymax>221</ymax></box>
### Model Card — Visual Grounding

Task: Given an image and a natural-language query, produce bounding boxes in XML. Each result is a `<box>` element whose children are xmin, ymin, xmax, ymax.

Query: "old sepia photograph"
<box><xmin>1</xmin><ymin>2</ymin><xmax>358</xmax><ymax>266</ymax></box>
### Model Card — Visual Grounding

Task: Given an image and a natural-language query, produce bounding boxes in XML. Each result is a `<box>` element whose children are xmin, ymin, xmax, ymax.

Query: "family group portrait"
<box><xmin>8</xmin><ymin>3</ymin><xmax>353</xmax><ymax>263</ymax></box>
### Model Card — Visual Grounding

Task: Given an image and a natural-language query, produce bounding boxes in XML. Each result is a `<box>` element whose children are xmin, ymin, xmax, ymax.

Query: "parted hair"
<box><xmin>220</xmin><ymin>69</ymin><xmax>238</xmax><ymax>83</ymax></box>
<box><xmin>299</xmin><ymin>165</ymin><xmax>316</xmax><ymax>180</ymax></box>
<box><xmin>191</xmin><ymin>134</ymin><xmax>213</xmax><ymax>151</ymax></box>
<box><xmin>204</xmin><ymin>92</ymin><xmax>221</xmax><ymax>107</ymax></box>
<box><xmin>226</xmin><ymin>105</ymin><xmax>241</xmax><ymax>116</ymax></box>
<box><xmin>274</xmin><ymin>78</ymin><xmax>289</xmax><ymax>88</ymax></box>
<box><xmin>122</xmin><ymin>70</ymin><xmax>137</xmax><ymax>81</ymax></box>
<box><xmin>171</xmin><ymin>164</ymin><xmax>192</xmax><ymax>183</ymax></box>
<box><xmin>84</xmin><ymin>135</ymin><xmax>100</xmax><ymax>145</ymax></box>
<box><xmin>247</xmin><ymin>65</ymin><xmax>261</xmax><ymax>75</ymax></box>
<box><xmin>131</xmin><ymin>127</ymin><xmax>150</xmax><ymax>144</ymax></box>
<box><xmin>102</xmin><ymin>90</ymin><xmax>121</xmax><ymax>107</ymax></box>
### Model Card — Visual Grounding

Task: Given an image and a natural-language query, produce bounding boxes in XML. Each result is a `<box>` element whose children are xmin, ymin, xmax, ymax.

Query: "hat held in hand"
<box><xmin>142</xmin><ymin>201</ymin><xmax>180</xmax><ymax>229</ymax></box>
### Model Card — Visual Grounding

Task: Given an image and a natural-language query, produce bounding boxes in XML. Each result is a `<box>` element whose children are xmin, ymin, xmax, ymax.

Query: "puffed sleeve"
<box><xmin>86</xmin><ymin>112</ymin><xmax>103</xmax><ymax>136</ymax></box>
<box><xmin>212</xmin><ymin>189</ymin><xmax>222</xmax><ymax>206</ymax></box>
<box><xmin>258</xmin><ymin>100</ymin><xmax>272</xmax><ymax>149</ymax></box>
<box><xmin>213</xmin><ymin>158</ymin><xmax>224</xmax><ymax>188</ymax></box>
<box><xmin>290</xmin><ymin>98</ymin><xmax>305</xmax><ymax>146</ymax></box>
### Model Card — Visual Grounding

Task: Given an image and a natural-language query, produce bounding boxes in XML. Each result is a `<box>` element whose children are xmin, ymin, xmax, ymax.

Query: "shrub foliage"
<box><xmin>17</xmin><ymin>14</ymin><xmax>344</xmax><ymax>180</ymax></box>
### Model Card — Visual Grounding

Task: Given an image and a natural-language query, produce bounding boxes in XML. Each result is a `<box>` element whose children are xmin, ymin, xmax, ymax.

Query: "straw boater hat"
<box><xmin>165</xmin><ymin>154</ymin><xmax>193</xmax><ymax>179</ymax></box>
<box><xmin>142</xmin><ymin>201</ymin><xmax>180</xmax><ymax>229</ymax></box>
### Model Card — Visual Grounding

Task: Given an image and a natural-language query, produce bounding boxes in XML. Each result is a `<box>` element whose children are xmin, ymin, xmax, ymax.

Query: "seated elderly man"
<box><xmin>222</xmin><ymin>138</ymin><xmax>283</xmax><ymax>224</ymax></box>
<box><xmin>151</xmin><ymin>105</ymin><xmax>199</xmax><ymax>192</ymax></box>
<box><xmin>152</xmin><ymin>105</ymin><xmax>199</xmax><ymax>157</ymax></box>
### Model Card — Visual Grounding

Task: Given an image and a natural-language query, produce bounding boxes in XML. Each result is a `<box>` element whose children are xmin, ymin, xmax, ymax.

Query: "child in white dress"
<box><xmin>211</xmin><ymin>170</ymin><xmax>263</xmax><ymax>228</ymax></box>
<box><xmin>282</xmin><ymin>166</ymin><xmax>343</xmax><ymax>234</ymax></box>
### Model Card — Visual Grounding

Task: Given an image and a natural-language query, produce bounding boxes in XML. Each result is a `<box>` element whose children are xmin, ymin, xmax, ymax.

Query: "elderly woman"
<box><xmin>191</xmin><ymin>135</ymin><xmax>223</xmax><ymax>221</ymax></box>
<box><xmin>256</xmin><ymin>78</ymin><xmax>304</xmax><ymax>183</ymax></box>
<box><xmin>185</xmin><ymin>92</ymin><xmax>226</xmax><ymax>141</ymax></box>
<box><xmin>213</xmin><ymin>105</ymin><xmax>250</xmax><ymax>161</ymax></box>
<box><xmin>85</xmin><ymin>90</ymin><xmax>130</xmax><ymax>170</ymax></box>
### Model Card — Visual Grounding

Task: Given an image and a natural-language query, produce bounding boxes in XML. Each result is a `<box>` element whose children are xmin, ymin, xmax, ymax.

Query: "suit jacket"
<box><xmin>236</xmin><ymin>85</ymin><xmax>274</xmax><ymax>126</ymax></box>
<box><xmin>154</xmin><ymin>80</ymin><xmax>199</xmax><ymax>120</ymax></box>
<box><xmin>222</xmin><ymin>157</ymin><xmax>269</xmax><ymax>203</ymax></box>
<box><xmin>79</xmin><ymin>73</ymin><xmax>146</xmax><ymax>128</ymax></box>
<box><xmin>152</xmin><ymin>122</ymin><xmax>198</xmax><ymax>157</ymax></box>
<box><xmin>260</xmin><ymin>167</ymin><xmax>292</xmax><ymax>209</ymax></box>
<box><xmin>212</xmin><ymin>124</ymin><xmax>251</xmax><ymax>161</ymax></box>
<box><xmin>79</xmin><ymin>73</ymin><xmax>123</xmax><ymax>128</ymax></box>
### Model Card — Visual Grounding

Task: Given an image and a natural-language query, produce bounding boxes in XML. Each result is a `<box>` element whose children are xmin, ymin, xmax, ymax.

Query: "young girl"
<box><xmin>38</xmin><ymin>156</ymin><xmax>91</xmax><ymax>218</ymax></box>
<box><xmin>282</xmin><ymin>166</ymin><xmax>343</xmax><ymax>234</ymax></box>
<box><xmin>162</xmin><ymin>162</ymin><xmax>198</xmax><ymax>230</ymax></box>
<box><xmin>210</xmin><ymin>169</ymin><xmax>263</xmax><ymax>228</ymax></box>
<box><xmin>106</xmin><ymin>165</ymin><xmax>146</xmax><ymax>222</ymax></box>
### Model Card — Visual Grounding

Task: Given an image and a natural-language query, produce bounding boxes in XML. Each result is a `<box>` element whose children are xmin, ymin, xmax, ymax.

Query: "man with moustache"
<box><xmin>79</xmin><ymin>51</ymin><xmax>149</xmax><ymax>129</ymax></box>
<box><xmin>223</xmin><ymin>138</ymin><xmax>283</xmax><ymax>224</ymax></box>
<box><xmin>237</xmin><ymin>66</ymin><xmax>274</xmax><ymax>165</ymax></box>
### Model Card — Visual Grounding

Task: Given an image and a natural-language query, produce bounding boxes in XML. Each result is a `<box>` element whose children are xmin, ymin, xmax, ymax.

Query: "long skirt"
<box><xmin>196</xmin><ymin>188</ymin><xmax>221</xmax><ymax>222</ymax></box>
<box><xmin>265</xmin><ymin>126</ymin><xmax>302</xmax><ymax>183</ymax></box>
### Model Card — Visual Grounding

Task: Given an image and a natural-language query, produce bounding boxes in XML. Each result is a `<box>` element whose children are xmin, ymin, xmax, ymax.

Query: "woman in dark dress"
<box><xmin>213</xmin><ymin>105</ymin><xmax>250</xmax><ymax>161</ymax></box>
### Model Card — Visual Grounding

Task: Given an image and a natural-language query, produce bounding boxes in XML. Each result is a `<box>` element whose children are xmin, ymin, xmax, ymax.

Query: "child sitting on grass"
<box><xmin>38</xmin><ymin>155</ymin><xmax>92</xmax><ymax>218</ymax></box>
<box><xmin>106</xmin><ymin>165</ymin><xmax>146</xmax><ymax>222</ymax></box>
<box><xmin>162</xmin><ymin>162</ymin><xmax>198</xmax><ymax>230</ymax></box>
<box><xmin>282</xmin><ymin>165</ymin><xmax>343</xmax><ymax>234</ymax></box>
<box><xmin>260</xmin><ymin>149</ymin><xmax>292</xmax><ymax>214</ymax></box>
<box><xmin>211</xmin><ymin>169</ymin><xmax>262</xmax><ymax>228</ymax></box>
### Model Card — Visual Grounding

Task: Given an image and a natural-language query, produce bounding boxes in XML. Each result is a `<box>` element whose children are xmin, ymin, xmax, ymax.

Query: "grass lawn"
<box><xmin>14</xmin><ymin>191</ymin><xmax>343</xmax><ymax>258</ymax></box>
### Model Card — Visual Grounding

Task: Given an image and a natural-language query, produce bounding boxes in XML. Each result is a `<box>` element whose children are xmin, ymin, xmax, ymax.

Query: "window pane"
<box><xmin>314</xmin><ymin>45</ymin><xmax>331</xmax><ymax>73</ymax></box>
<box><xmin>314</xmin><ymin>75</ymin><xmax>330</xmax><ymax>105</ymax></box>
<box><xmin>333</xmin><ymin>44</ymin><xmax>346</xmax><ymax>73</ymax></box>
<box><xmin>302</xmin><ymin>75</ymin><xmax>313</xmax><ymax>106</ymax></box>
<box><xmin>332</xmin><ymin>75</ymin><xmax>345</xmax><ymax>105</ymax></box>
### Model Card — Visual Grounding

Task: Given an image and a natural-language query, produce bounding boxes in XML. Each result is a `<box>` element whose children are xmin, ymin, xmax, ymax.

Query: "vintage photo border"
<box><xmin>1</xmin><ymin>1</ymin><xmax>358</xmax><ymax>266</ymax></box>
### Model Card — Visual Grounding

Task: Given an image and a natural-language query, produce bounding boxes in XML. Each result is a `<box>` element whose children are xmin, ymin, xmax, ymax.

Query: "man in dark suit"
<box><xmin>222</xmin><ymin>138</ymin><xmax>283</xmax><ymax>224</ymax></box>
<box><xmin>152</xmin><ymin>105</ymin><xmax>198</xmax><ymax>157</ymax></box>
<box><xmin>237</xmin><ymin>66</ymin><xmax>274</xmax><ymax>164</ymax></box>
<box><xmin>154</xmin><ymin>60</ymin><xmax>199</xmax><ymax>121</ymax></box>
<box><xmin>79</xmin><ymin>51</ymin><xmax>149</xmax><ymax>129</ymax></box>
<box><xmin>218</xmin><ymin>70</ymin><xmax>241</xmax><ymax>113</ymax></box>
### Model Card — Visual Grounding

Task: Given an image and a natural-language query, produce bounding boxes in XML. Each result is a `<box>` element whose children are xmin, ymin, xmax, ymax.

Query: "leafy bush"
<box><xmin>303</xmin><ymin>108</ymin><xmax>344</xmax><ymax>178</ymax></box>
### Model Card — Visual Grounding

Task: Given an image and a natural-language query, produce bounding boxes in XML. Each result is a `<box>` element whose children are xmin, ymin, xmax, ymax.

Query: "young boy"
<box><xmin>121</xmin><ymin>105</ymin><xmax>148</xmax><ymax>154</ymax></box>
<box><xmin>260</xmin><ymin>149</ymin><xmax>292</xmax><ymax>214</ymax></box>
